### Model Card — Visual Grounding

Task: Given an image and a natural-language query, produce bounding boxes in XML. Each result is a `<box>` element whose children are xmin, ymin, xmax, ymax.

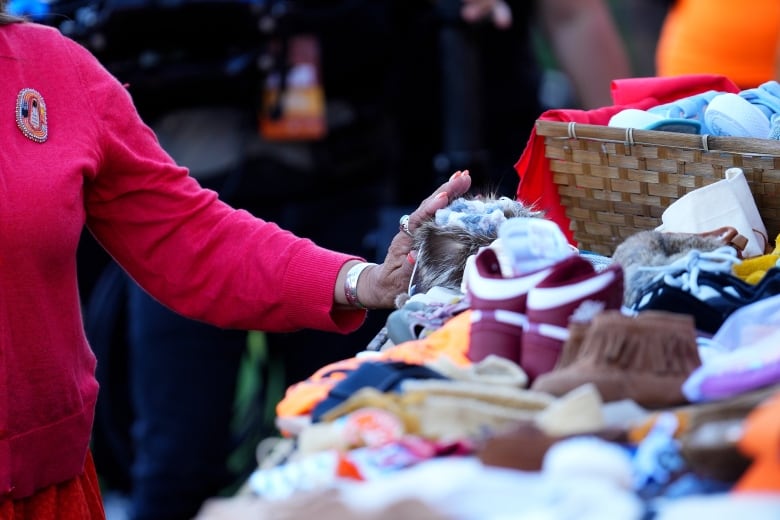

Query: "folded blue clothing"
<box><xmin>648</xmin><ymin>90</ymin><xmax>721</xmax><ymax>121</ymax></box>
<box><xmin>310</xmin><ymin>360</ymin><xmax>449</xmax><ymax>422</ymax></box>
<box><xmin>643</xmin><ymin>81</ymin><xmax>780</xmax><ymax>138</ymax></box>
<box><xmin>739</xmin><ymin>80</ymin><xmax>780</xmax><ymax>119</ymax></box>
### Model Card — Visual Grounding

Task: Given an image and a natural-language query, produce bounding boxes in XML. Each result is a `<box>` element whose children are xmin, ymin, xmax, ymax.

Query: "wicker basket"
<box><xmin>536</xmin><ymin>120</ymin><xmax>780</xmax><ymax>256</ymax></box>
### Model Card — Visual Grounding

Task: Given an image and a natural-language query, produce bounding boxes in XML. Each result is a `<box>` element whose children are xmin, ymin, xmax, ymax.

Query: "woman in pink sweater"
<box><xmin>0</xmin><ymin>7</ymin><xmax>471</xmax><ymax>518</ymax></box>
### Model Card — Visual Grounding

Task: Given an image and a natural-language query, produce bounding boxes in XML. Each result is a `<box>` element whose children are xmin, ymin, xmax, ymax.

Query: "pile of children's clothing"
<box><xmin>195</xmin><ymin>164</ymin><xmax>780</xmax><ymax>519</ymax></box>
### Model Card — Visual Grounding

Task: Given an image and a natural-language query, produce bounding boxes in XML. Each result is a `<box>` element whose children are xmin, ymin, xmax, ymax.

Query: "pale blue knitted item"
<box><xmin>434</xmin><ymin>197</ymin><xmax>521</xmax><ymax>236</ymax></box>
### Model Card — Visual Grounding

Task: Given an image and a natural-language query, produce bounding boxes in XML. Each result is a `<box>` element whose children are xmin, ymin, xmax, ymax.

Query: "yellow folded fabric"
<box><xmin>732</xmin><ymin>233</ymin><xmax>780</xmax><ymax>284</ymax></box>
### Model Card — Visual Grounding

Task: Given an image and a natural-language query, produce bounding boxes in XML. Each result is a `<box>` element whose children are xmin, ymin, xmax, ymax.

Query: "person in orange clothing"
<box><xmin>656</xmin><ymin>0</ymin><xmax>780</xmax><ymax>89</ymax></box>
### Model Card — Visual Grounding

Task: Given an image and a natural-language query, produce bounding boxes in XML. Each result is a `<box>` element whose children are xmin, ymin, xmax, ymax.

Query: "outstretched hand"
<box><xmin>360</xmin><ymin>170</ymin><xmax>472</xmax><ymax>309</ymax></box>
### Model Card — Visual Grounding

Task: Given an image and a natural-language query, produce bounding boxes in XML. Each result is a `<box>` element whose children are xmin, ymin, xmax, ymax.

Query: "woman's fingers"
<box><xmin>368</xmin><ymin>170</ymin><xmax>471</xmax><ymax>308</ymax></box>
<box><xmin>408</xmin><ymin>170</ymin><xmax>471</xmax><ymax>233</ymax></box>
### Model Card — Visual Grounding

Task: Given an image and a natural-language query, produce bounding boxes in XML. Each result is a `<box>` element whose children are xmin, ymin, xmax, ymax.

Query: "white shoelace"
<box><xmin>636</xmin><ymin>246</ymin><xmax>742</xmax><ymax>299</ymax></box>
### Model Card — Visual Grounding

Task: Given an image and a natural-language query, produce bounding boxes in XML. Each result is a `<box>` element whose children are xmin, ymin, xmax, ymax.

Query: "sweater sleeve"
<box><xmin>64</xmin><ymin>36</ymin><xmax>365</xmax><ymax>333</ymax></box>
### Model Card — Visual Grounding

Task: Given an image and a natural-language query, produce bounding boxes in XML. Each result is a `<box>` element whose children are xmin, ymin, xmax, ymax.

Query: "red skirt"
<box><xmin>0</xmin><ymin>451</ymin><xmax>105</xmax><ymax>520</ymax></box>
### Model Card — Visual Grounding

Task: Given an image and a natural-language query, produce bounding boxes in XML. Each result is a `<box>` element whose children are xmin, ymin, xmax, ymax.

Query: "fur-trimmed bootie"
<box><xmin>531</xmin><ymin>310</ymin><xmax>702</xmax><ymax>409</ymax></box>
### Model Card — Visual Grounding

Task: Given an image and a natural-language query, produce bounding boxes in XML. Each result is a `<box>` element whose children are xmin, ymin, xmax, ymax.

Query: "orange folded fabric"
<box><xmin>276</xmin><ymin>311</ymin><xmax>472</xmax><ymax>419</ymax></box>
<box><xmin>733</xmin><ymin>389</ymin><xmax>780</xmax><ymax>493</ymax></box>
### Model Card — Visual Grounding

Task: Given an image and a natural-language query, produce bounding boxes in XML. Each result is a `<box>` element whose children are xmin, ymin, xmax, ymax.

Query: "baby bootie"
<box><xmin>704</xmin><ymin>92</ymin><xmax>771</xmax><ymax>138</ymax></box>
<box><xmin>531</xmin><ymin>310</ymin><xmax>702</xmax><ymax>409</ymax></box>
<box><xmin>608</xmin><ymin>108</ymin><xmax>701</xmax><ymax>134</ymax></box>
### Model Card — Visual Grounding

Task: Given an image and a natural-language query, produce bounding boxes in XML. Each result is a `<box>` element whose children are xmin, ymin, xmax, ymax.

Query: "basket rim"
<box><xmin>536</xmin><ymin>120</ymin><xmax>780</xmax><ymax>157</ymax></box>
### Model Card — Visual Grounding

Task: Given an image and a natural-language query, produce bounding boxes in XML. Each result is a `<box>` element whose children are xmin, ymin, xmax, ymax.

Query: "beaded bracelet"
<box><xmin>344</xmin><ymin>262</ymin><xmax>376</xmax><ymax>309</ymax></box>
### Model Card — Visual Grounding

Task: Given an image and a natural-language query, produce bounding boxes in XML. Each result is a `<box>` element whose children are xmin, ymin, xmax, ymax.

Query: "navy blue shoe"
<box><xmin>632</xmin><ymin>282</ymin><xmax>732</xmax><ymax>334</ymax></box>
<box><xmin>631</xmin><ymin>247</ymin><xmax>750</xmax><ymax>334</ymax></box>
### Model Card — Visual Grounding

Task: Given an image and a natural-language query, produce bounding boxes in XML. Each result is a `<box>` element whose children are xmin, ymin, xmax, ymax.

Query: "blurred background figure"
<box><xmin>388</xmin><ymin>0</ymin><xmax>632</xmax><ymax>206</ymax></box>
<box><xmin>656</xmin><ymin>0</ymin><xmax>780</xmax><ymax>88</ymax></box>
<box><xmin>609</xmin><ymin>0</ymin><xmax>668</xmax><ymax>78</ymax></box>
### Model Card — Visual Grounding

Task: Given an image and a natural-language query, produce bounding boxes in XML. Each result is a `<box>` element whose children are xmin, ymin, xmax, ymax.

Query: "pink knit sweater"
<box><xmin>0</xmin><ymin>21</ymin><xmax>364</xmax><ymax>499</ymax></box>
